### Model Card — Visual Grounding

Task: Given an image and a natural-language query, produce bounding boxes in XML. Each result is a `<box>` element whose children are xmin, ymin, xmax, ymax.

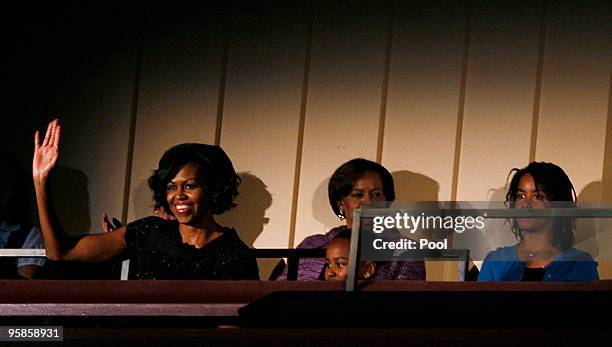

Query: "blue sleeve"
<box><xmin>576</xmin><ymin>261</ymin><xmax>599</xmax><ymax>281</ymax></box>
<box><xmin>477</xmin><ymin>258</ymin><xmax>495</xmax><ymax>282</ymax></box>
<box><xmin>17</xmin><ymin>225</ymin><xmax>46</xmax><ymax>268</ymax></box>
<box><xmin>569</xmin><ymin>250</ymin><xmax>599</xmax><ymax>281</ymax></box>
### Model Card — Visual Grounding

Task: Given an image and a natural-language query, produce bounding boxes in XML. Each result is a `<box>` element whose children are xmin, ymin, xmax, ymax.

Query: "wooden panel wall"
<box><xmin>456</xmin><ymin>0</ymin><xmax>542</xmax><ymax>202</ymax></box>
<box><xmin>383</xmin><ymin>0</ymin><xmax>465</xmax><ymax>202</ymax></box>
<box><xmin>217</xmin><ymin>2</ymin><xmax>307</xmax><ymax>250</ymax></box>
<box><xmin>42</xmin><ymin>5</ymin><xmax>139</xmax><ymax>236</ymax></box>
<box><xmin>128</xmin><ymin>3</ymin><xmax>225</xmax><ymax>221</ymax></box>
<box><xmin>535</xmin><ymin>0</ymin><xmax>610</xmax><ymax>198</ymax></box>
<box><xmin>294</xmin><ymin>1</ymin><xmax>389</xmax><ymax>244</ymax></box>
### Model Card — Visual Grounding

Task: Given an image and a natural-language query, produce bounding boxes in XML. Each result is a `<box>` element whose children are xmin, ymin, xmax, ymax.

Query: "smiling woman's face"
<box><xmin>165</xmin><ymin>163</ymin><xmax>209</xmax><ymax>225</ymax></box>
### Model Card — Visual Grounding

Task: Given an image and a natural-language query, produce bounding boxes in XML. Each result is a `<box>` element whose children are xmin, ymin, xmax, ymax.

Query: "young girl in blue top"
<box><xmin>478</xmin><ymin>162</ymin><xmax>598</xmax><ymax>282</ymax></box>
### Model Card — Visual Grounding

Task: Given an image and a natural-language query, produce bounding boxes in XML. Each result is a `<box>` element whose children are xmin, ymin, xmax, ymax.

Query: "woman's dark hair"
<box><xmin>148</xmin><ymin>143</ymin><xmax>240</xmax><ymax>215</ymax></box>
<box><xmin>505</xmin><ymin>161</ymin><xmax>576</xmax><ymax>249</ymax></box>
<box><xmin>328</xmin><ymin>158</ymin><xmax>395</xmax><ymax>218</ymax></box>
<box><xmin>0</xmin><ymin>149</ymin><xmax>29</xmax><ymax>225</ymax></box>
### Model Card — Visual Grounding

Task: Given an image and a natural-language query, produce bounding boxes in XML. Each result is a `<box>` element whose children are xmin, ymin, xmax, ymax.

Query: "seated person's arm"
<box><xmin>15</xmin><ymin>226</ymin><xmax>47</xmax><ymax>278</ymax></box>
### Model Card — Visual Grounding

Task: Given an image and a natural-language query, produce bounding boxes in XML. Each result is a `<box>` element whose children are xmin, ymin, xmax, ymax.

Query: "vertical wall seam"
<box><xmin>602</xmin><ymin>72</ymin><xmax>612</xmax><ymax>201</ymax></box>
<box><xmin>121</xmin><ymin>33</ymin><xmax>144</xmax><ymax>223</ymax></box>
<box><xmin>529</xmin><ymin>0</ymin><xmax>548</xmax><ymax>163</ymax></box>
<box><xmin>215</xmin><ymin>8</ymin><xmax>231</xmax><ymax>146</ymax></box>
<box><xmin>376</xmin><ymin>0</ymin><xmax>396</xmax><ymax>164</ymax></box>
<box><xmin>288</xmin><ymin>0</ymin><xmax>314</xmax><ymax>248</ymax></box>
<box><xmin>450</xmin><ymin>0</ymin><xmax>473</xmax><ymax>201</ymax></box>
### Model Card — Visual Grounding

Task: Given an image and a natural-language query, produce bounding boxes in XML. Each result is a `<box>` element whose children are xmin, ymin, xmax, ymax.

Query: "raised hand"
<box><xmin>33</xmin><ymin>119</ymin><xmax>61</xmax><ymax>182</ymax></box>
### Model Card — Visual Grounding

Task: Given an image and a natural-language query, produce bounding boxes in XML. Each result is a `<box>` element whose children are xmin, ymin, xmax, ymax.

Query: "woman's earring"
<box><xmin>337</xmin><ymin>209</ymin><xmax>345</xmax><ymax>220</ymax></box>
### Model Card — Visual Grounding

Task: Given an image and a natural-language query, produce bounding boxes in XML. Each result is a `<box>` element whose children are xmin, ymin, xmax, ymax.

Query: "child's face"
<box><xmin>324</xmin><ymin>239</ymin><xmax>350</xmax><ymax>281</ymax></box>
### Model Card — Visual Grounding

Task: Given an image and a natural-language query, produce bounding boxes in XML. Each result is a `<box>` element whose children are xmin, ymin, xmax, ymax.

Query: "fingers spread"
<box><xmin>43</xmin><ymin>119</ymin><xmax>61</xmax><ymax>147</ymax></box>
<box><xmin>34</xmin><ymin>130</ymin><xmax>40</xmax><ymax>148</ymax></box>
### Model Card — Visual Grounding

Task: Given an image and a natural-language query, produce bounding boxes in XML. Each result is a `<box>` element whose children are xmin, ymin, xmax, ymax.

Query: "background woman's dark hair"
<box><xmin>148</xmin><ymin>143</ymin><xmax>240</xmax><ymax>215</ymax></box>
<box><xmin>328</xmin><ymin>158</ymin><xmax>395</xmax><ymax>217</ymax></box>
<box><xmin>505</xmin><ymin>161</ymin><xmax>576</xmax><ymax>249</ymax></box>
<box><xmin>0</xmin><ymin>149</ymin><xmax>29</xmax><ymax>225</ymax></box>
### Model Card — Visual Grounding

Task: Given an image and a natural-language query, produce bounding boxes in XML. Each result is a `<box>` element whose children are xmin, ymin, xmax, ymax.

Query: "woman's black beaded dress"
<box><xmin>124</xmin><ymin>217</ymin><xmax>259</xmax><ymax>280</ymax></box>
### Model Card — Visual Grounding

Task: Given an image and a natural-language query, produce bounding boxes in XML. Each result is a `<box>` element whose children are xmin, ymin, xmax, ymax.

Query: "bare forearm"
<box><xmin>34</xmin><ymin>178</ymin><xmax>127</xmax><ymax>262</ymax></box>
<box><xmin>64</xmin><ymin>229</ymin><xmax>128</xmax><ymax>263</ymax></box>
<box><xmin>34</xmin><ymin>177</ymin><xmax>66</xmax><ymax>261</ymax></box>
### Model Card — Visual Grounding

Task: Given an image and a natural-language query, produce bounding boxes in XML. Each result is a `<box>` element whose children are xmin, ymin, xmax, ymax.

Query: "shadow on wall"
<box><xmin>312</xmin><ymin>176</ymin><xmax>340</xmax><ymax>231</ymax></box>
<box><xmin>580</xmin><ymin>181</ymin><xmax>612</xmax><ymax>279</ymax></box>
<box><xmin>217</xmin><ymin>172</ymin><xmax>271</xmax><ymax>248</ymax></box>
<box><xmin>133</xmin><ymin>179</ymin><xmax>155</xmax><ymax>220</ymax></box>
<box><xmin>391</xmin><ymin>171</ymin><xmax>449</xmax><ymax>281</ymax></box>
<box><xmin>575</xmin><ymin>181</ymin><xmax>602</xmax><ymax>258</ymax></box>
<box><xmin>391</xmin><ymin>170</ymin><xmax>440</xmax><ymax>242</ymax></box>
<box><xmin>486</xmin><ymin>185</ymin><xmax>507</xmax><ymax>202</ymax></box>
<box><xmin>391</xmin><ymin>170</ymin><xmax>439</xmax><ymax>202</ymax></box>
<box><xmin>217</xmin><ymin>172</ymin><xmax>273</xmax><ymax>280</ymax></box>
<box><xmin>49</xmin><ymin>165</ymin><xmax>91</xmax><ymax>235</ymax></box>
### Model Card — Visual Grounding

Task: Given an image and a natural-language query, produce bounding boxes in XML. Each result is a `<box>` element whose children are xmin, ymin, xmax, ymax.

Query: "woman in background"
<box><xmin>478</xmin><ymin>162</ymin><xmax>598</xmax><ymax>282</ymax></box>
<box><xmin>0</xmin><ymin>149</ymin><xmax>46</xmax><ymax>279</ymax></box>
<box><xmin>33</xmin><ymin>119</ymin><xmax>258</xmax><ymax>280</ymax></box>
<box><xmin>277</xmin><ymin>158</ymin><xmax>426</xmax><ymax>280</ymax></box>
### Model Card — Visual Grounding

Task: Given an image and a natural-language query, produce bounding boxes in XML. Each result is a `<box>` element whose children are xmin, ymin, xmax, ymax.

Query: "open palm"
<box><xmin>33</xmin><ymin>119</ymin><xmax>61</xmax><ymax>181</ymax></box>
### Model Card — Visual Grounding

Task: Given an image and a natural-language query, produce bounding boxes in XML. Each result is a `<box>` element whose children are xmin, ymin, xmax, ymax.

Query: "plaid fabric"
<box><xmin>276</xmin><ymin>226</ymin><xmax>426</xmax><ymax>280</ymax></box>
